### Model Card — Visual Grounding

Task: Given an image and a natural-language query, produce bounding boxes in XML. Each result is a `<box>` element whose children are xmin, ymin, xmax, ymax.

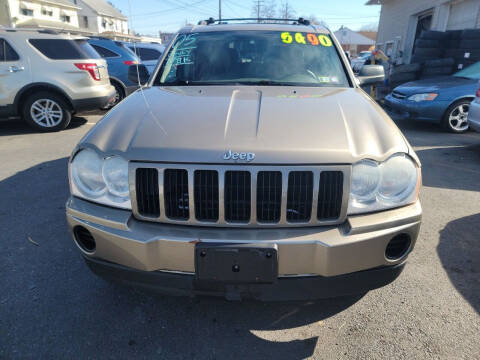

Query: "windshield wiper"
<box><xmin>237</xmin><ymin>80</ymin><xmax>297</xmax><ymax>86</ymax></box>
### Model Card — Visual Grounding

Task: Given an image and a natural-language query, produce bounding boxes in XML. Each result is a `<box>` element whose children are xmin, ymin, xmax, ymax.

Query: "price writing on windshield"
<box><xmin>281</xmin><ymin>32</ymin><xmax>333</xmax><ymax>47</ymax></box>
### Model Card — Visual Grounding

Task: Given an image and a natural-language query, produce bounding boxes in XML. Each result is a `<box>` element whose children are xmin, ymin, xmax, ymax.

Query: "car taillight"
<box><xmin>123</xmin><ymin>60</ymin><xmax>138</xmax><ymax>65</ymax></box>
<box><xmin>74</xmin><ymin>63</ymin><xmax>100</xmax><ymax>81</ymax></box>
<box><xmin>476</xmin><ymin>87</ymin><xmax>480</xmax><ymax>98</ymax></box>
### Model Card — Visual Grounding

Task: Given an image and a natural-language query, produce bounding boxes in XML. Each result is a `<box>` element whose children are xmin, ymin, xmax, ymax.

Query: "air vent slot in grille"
<box><xmin>257</xmin><ymin>171</ymin><xmax>282</xmax><ymax>223</ymax></box>
<box><xmin>135</xmin><ymin>168</ymin><xmax>160</xmax><ymax>217</ymax></box>
<box><xmin>225</xmin><ymin>171</ymin><xmax>251</xmax><ymax>223</ymax></box>
<box><xmin>164</xmin><ymin>169</ymin><xmax>189</xmax><ymax>220</ymax></box>
<box><xmin>317</xmin><ymin>171</ymin><xmax>344</xmax><ymax>220</ymax></box>
<box><xmin>286</xmin><ymin>171</ymin><xmax>313</xmax><ymax>222</ymax></box>
<box><xmin>194</xmin><ymin>170</ymin><xmax>219</xmax><ymax>222</ymax></box>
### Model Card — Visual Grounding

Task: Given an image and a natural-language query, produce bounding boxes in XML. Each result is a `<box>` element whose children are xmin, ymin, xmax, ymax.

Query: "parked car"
<box><xmin>125</xmin><ymin>42</ymin><xmax>165</xmax><ymax>74</ymax></box>
<box><xmin>351</xmin><ymin>51</ymin><xmax>372</xmax><ymax>73</ymax></box>
<box><xmin>0</xmin><ymin>28</ymin><xmax>115</xmax><ymax>131</ymax></box>
<box><xmin>88</xmin><ymin>38</ymin><xmax>145</xmax><ymax>107</ymax></box>
<box><xmin>67</xmin><ymin>20</ymin><xmax>422</xmax><ymax>301</ymax></box>
<box><xmin>467</xmin><ymin>82</ymin><xmax>480</xmax><ymax>132</ymax></box>
<box><xmin>384</xmin><ymin>61</ymin><xmax>480</xmax><ymax>133</ymax></box>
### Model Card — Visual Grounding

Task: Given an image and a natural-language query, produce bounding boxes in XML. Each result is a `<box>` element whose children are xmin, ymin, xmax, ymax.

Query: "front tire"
<box><xmin>442</xmin><ymin>100</ymin><xmax>471</xmax><ymax>133</ymax></box>
<box><xmin>23</xmin><ymin>91</ymin><xmax>71</xmax><ymax>132</ymax></box>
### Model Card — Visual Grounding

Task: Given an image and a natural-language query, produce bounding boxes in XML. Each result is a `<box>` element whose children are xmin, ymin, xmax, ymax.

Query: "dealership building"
<box><xmin>367</xmin><ymin>0</ymin><xmax>480</xmax><ymax>63</ymax></box>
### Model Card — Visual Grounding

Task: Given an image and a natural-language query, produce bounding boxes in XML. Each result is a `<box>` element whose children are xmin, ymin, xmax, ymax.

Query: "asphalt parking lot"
<box><xmin>1</xmin><ymin>113</ymin><xmax>479</xmax><ymax>359</ymax></box>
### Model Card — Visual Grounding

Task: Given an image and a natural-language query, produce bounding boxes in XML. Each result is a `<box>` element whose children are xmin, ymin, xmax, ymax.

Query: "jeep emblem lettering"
<box><xmin>223</xmin><ymin>150</ymin><xmax>255</xmax><ymax>162</ymax></box>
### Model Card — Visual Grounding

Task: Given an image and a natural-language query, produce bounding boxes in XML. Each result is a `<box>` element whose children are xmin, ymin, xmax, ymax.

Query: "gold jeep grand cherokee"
<box><xmin>66</xmin><ymin>19</ymin><xmax>422</xmax><ymax>301</ymax></box>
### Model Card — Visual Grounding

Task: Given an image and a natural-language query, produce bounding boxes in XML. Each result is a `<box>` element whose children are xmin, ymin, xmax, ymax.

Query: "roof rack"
<box><xmin>198</xmin><ymin>17</ymin><xmax>311</xmax><ymax>26</ymax></box>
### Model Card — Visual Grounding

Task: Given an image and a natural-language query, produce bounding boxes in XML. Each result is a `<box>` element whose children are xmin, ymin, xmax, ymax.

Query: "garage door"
<box><xmin>447</xmin><ymin>0</ymin><xmax>480</xmax><ymax>30</ymax></box>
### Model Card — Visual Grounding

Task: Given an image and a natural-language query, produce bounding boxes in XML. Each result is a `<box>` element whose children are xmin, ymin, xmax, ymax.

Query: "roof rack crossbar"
<box><xmin>198</xmin><ymin>17</ymin><xmax>311</xmax><ymax>25</ymax></box>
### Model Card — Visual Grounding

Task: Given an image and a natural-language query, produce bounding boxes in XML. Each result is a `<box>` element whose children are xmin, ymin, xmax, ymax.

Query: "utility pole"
<box><xmin>255</xmin><ymin>0</ymin><xmax>263</xmax><ymax>23</ymax></box>
<box><xmin>219</xmin><ymin>0</ymin><xmax>221</xmax><ymax>21</ymax></box>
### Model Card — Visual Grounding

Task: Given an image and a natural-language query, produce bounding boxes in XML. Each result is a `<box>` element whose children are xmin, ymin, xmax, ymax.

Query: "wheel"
<box><xmin>442</xmin><ymin>100</ymin><xmax>471</xmax><ymax>133</ymax></box>
<box><xmin>22</xmin><ymin>91</ymin><xmax>71</xmax><ymax>132</ymax></box>
<box><xmin>102</xmin><ymin>81</ymin><xmax>124</xmax><ymax>109</ymax></box>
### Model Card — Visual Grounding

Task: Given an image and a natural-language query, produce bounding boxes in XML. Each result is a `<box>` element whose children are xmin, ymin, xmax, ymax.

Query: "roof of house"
<box><xmin>80</xmin><ymin>0</ymin><xmax>127</xmax><ymax>19</ymax></box>
<box><xmin>31</xmin><ymin>0</ymin><xmax>81</xmax><ymax>9</ymax></box>
<box><xmin>334</xmin><ymin>27</ymin><xmax>376</xmax><ymax>45</ymax></box>
<box><xmin>358</xmin><ymin>31</ymin><xmax>377</xmax><ymax>41</ymax></box>
<box><xmin>15</xmin><ymin>18</ymin><xmax>80</xmax><ymax>32</ymax></box>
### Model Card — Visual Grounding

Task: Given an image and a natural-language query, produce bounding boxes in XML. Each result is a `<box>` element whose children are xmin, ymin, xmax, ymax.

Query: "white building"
<box><xmin>74</xmin><ymin>0</ymin><xmax>128</xmax><ymax>36</ymax></box>
<box><xmin>333</xmin><ymin>26</ymin><xmax>376</xmax><ymax>57</ymax></box>
<box><xmin>0</xmin><ymin>0</ymin><xmax>81</xmax><ymax>31</ymax></box>
<box><xmin>367</xmin><ymin>0</ymin><xmax>480</xmax><ymax>63</ymax></box>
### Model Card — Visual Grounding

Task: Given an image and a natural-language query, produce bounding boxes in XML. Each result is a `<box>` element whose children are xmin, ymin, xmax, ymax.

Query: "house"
<box><xmin>367</xmin><ymin>0</ymin><xmax>480</xmax><ymax>63</ymax></box>
<box><xmin>333</xmin><ymin>26</ymin><xmax>376</xmax><ymax>57</ymax></box>
<box><xmin>74</xmin><ymin>0</ymin><xmax>128</xmax><ymax>37</ymax></box>
<box><xmin>0</xmin><ymin>0</ymin><xmax>81</xmax><ymax>31</ymax></box>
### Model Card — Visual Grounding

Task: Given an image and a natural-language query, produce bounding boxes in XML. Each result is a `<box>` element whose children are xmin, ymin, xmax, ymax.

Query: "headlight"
<box><xmin>408</xmin><ymin>93</ymin><xmax>438</xmax><ymax>102</ymax></box>
<box><xmin>69</xmin><ymin>149</ymin><xmax>131</xmax><ymax>209</ymax></box>
<box><xmin>348</xmin><ymin>153</ymin><xmax>420</xmax><ymax>215</ymax></box>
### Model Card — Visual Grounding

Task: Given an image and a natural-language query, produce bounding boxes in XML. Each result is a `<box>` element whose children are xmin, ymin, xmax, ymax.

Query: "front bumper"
<box><xmin>384</xmin><ymin>94</ymin><xmax>447</xmax><ymax>122</ymax></box>
<box><xmin>66</xmin><ymin>197</ymin><xmax>421</xmax><ymax>299</ymax></box>
<box><xmin>468</xmin><ymin>99</ymin><xmax>480</xmax><ymax>133</ymax></box>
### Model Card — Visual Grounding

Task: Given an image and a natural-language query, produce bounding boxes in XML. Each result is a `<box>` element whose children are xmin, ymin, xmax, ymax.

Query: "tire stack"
<box><xmin>444</xmin><ymin>29</ymin><xmax>480</xmax><ymax>71</ymax></box>
<box><xmin>389</xmin><ymin>63</ymin><xmax>421</xmax><ymax>87</ymax></box>
<box><xmin>410</xmin><ymin>30</ymin><xmax>448</xmax><ymax>65</ymax></box>
<box><xmin>420</xmin><ymin>57</ymin><xmax>455</xmax><ymax>78</ymax></box>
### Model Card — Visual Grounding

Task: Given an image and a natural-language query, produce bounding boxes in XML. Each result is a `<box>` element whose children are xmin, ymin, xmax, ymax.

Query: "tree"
<box><xmin>304</xmin><ymin>14</ymin><xmax>326</xmax><ymax>26</ymax></box>
<box><xmin>359</xmin><ymin>22</ymin><xmax>379</xmax><ymax>32</ymax></box>
<box><xmin>278</xmin><ymin>1</ymin><xmax>296</xmax><ymax>22</ymax></box>
<box><xmin>251</xmin><ymin>0</ymin><xmax>277</xmax><ymax>22</ymax></box>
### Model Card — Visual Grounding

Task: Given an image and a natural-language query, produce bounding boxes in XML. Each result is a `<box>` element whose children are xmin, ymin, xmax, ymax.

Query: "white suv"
<box><xmin>0</xmin><ymin>28</ymin><xmax>115</xmax><ymax>131</ymax></box>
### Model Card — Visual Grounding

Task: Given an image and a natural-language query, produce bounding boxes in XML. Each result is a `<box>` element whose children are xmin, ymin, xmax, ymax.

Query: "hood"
<box><xmin>80</xmin><ymin>86</ymin><xmax>410</xmax><ymax>164</ymax></box>
<box><xmin>394</xmin><ymin>76</ymin><xmax>476</xmax><ymax>95</ymax></box>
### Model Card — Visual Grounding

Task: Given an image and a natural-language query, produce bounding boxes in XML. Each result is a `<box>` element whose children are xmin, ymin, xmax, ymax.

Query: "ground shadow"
<box><xmin>415</xmin><ymin>145</ymin><xmax>480</xmax><ymax>192</ymax></box>
<box><xmin>0</xmin><ymin>158</ymin><xmax>363</xmax><ymax>359</ymax></box>
<box><xmin>0</xmin><ymin>115</ymin><xmax>90</xmax><ymax>136</ymax></box>
<box><xmin>438</xmin><ymin>214</ymin><xmax>480</xmax><ymax>314</ymax></box>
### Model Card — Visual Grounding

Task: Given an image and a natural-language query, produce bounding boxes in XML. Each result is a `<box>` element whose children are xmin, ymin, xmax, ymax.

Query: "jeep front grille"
<box><xmin>131</xmin><ymin>164</ymin><xmax>349</xmax><ymax>227</ymax></box>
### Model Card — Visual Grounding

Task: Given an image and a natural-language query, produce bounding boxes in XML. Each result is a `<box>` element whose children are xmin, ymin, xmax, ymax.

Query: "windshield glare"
<box><xmin>454</xmin><ymin>61</ymin><xmax>480</xmax><ymax>80</ymax></box>
<box><xmin>155</xmin><ymin>31</ymin><xmax>349</xmax><ymax>87</ymax></box>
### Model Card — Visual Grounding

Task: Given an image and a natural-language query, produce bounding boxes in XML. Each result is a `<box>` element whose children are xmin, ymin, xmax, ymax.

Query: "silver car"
<box><xmin>66</xmin><ymin>19</ymin><xmax>422</xmax><ymax>301</ymax></box>
<box><xmin>467</xmin><ymin>87</ymin><xmax>480</xmax><ymax>132</ymax></box>
<box><xmin>0</xmin><ymin>28</ymin><xmax>115</xmax><ymax>131</ymax></box>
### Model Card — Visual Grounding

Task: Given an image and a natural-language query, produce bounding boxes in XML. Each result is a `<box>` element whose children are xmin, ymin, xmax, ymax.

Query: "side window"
<box><xmin>137</xmin><ymin>48</ymin><xmax>162</xmax><ymax>61</ymax></box>
<box><xmin>29</xmin><ymin>39</ymin><xmax>100</xmax><ymax>60</ymax></box>
<box><xmin>0</xmin><ymin>39</ymin><xmax>20</xmax><ymax>62</ymax></box>
<box><xmin>90</xmin><ymin>44</ymin><xmax>119</xmax><ymax>58</ymax></box>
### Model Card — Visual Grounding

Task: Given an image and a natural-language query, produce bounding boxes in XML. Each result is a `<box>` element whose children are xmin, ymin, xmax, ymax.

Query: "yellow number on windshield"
<box><xmin>295</xmin><ymin>32</ymin><xmax>306</xmax><ymax>44</ymax></box>
<box><xmin>281</xmin><ymin>32</ymin><xmax>293</xmax><ymax>43</ymax></box>
<box><xmin>318</xmin><ymin>35</ymin><xmax>332</xmax><ymax>47</ymax></box>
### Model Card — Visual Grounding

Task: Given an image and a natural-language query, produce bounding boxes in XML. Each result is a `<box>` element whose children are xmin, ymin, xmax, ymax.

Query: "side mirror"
<box><xmin>357</xmin><ymin>65</ymin><xmax>385</xmax><ymax>86</ymax></box>
<box><xmin>128</xmin><ymin>64</ymin><xmax>150</xmax><ymax>85</ymax></box>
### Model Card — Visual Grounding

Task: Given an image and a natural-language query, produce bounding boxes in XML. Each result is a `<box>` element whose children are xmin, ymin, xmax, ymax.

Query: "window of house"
<box><xmin>21</xmin><ymin>8</ymin><xmax>33</xmax><ymax>16</ymax></box>
<box><xmin>0</xmin><ymin>39</ymin><xmax>20</xmax><ymax>62</ymax></box>
<box><xmin>83</xmin><ymin>16</ymin><xmax>88</xmax><ymax>28</ymax></box>
<box><xmin>61</xmin><ymin>15</ymin><xmax>71</xmax><ymax>23</ymax></box>
<box><xmin>41</xmin><ymin>8</ymin><xmax>53</xmax><ymax>16</ymax></box>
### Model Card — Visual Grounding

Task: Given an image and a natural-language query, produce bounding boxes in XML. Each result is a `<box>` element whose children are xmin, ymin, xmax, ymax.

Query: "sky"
<box><xmin>109</xmin><ymin>0</ymin><xmax>381</xmax><ymax>36</ymax></box>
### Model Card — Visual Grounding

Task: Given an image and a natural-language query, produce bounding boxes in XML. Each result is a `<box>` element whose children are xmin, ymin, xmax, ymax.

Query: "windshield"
<box><xmin>453</xmin><ymin>61</ymin><xmax>480</xmax><ymax>80</ymax></box>
<box><xmin>154</xmin><ymin>30</ymin><xmax>349</xmax><ymax>87</ymax></box>
<box><xmin>359</xmin><ymin>52</ymin><xmax>371</xmax><ymax>59</ymax></box>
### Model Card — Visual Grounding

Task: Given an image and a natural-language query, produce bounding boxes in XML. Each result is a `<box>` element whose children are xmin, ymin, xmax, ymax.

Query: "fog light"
<box><xmin>73</xmin><ymin>226</ymin><xmax>96</xmax><ymax>253</ymax></box>
<box><xmin>385</xmin><ymin>234</ymin><xmax>411</xmax><ymax>260</ymax></box>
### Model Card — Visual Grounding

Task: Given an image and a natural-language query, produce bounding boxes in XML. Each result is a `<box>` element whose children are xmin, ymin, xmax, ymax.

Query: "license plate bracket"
<box><xmin>195</xmin><ymin>243</ymin><xmax>278</xmax><ymax>284</ymax></box>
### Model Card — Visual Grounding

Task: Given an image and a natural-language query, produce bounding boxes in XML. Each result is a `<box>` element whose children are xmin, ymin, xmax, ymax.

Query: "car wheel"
<box><xmin>23</xmin><ymin>91</ymin><xmax>71</xmax><ymax>132</ymax></box>
<box><xmin>442</xmin><ymin>100</ymin><xmax>471</xmax><ymax>133</ymax></box>
<box><xmin>102</xmin><ymin>81</ymin><xmax>124</xmax><ymax>109</ymax></box>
